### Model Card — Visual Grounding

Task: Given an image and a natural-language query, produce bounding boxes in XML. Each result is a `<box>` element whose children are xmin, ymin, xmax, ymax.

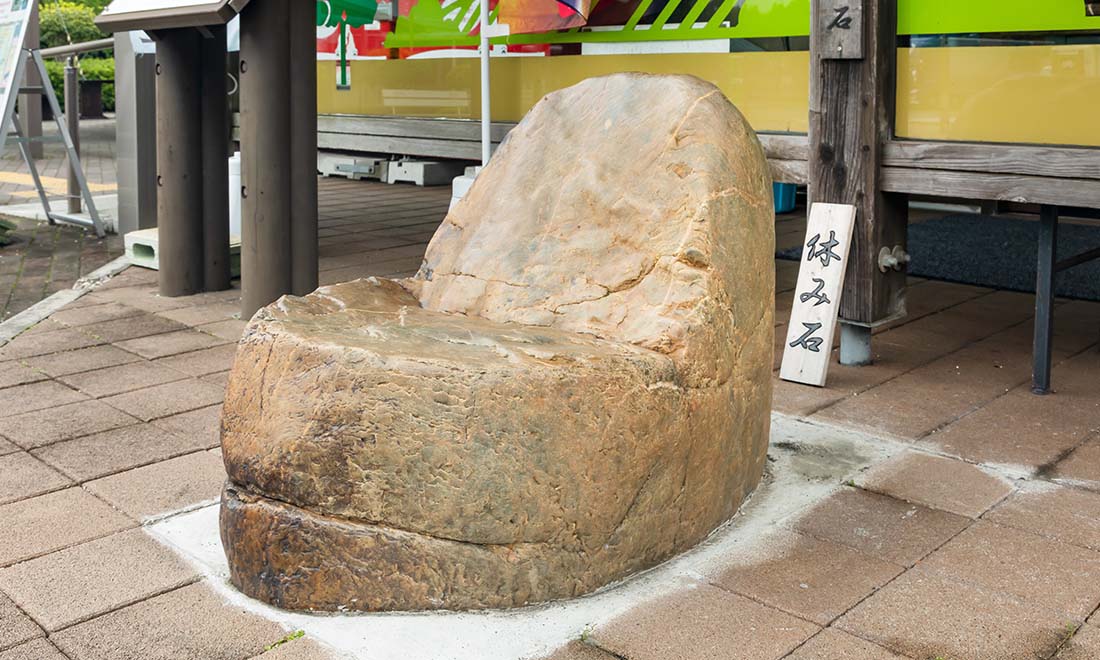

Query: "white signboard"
<box><xmin>779</xmin><ymin>203</ymin><xmax>857</xmax><ymax>387</ymax></box>
<box><xmin>0</xmin><ymin>0</ymin><xmax>32</xmax><ymax>151</ymax></box>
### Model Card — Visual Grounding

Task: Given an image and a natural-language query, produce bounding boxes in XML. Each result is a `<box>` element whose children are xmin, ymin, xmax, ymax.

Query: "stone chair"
<box><xmin>220</xmin><ymin>73</ymin><xmax>775</xmax><ymax>612</ymax></box>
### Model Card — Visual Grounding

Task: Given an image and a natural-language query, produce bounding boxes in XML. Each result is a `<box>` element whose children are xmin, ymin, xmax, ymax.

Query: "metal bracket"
<box><xmin>878</xmin><ymin>245</ymin><xmax>910</xmax><ymax>273</ymax></box>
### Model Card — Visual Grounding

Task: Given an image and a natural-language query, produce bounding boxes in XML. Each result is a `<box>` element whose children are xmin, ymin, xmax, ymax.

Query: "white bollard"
<box><xmin>228</xmin><ymin>151</ymin><xmax>242</xmax><ymax>239</ymax></box>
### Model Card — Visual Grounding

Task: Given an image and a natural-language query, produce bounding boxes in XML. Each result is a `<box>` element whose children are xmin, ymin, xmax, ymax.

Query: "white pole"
<box><xmin>479</xmin><ymin>0</ymin><xmax>491</xmax><ymax>166</ymax></box>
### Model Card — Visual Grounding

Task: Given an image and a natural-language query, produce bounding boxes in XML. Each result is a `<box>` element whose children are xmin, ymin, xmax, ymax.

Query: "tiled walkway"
<box><xmin>0</xmin><ymin>182</ymin><xmax>1099</xmax><ymax>660</ymax></box>
<box><xmin>0</xmin><ymin>119</ymin><xmax>122</xmax><ymax>321</ymax></box>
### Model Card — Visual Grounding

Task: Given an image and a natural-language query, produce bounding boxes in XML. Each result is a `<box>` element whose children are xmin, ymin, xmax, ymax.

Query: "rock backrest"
<box><xmin>414</xmin><ymin>73</ymin><xmax>775</xmax><ymax>385</ymax></box>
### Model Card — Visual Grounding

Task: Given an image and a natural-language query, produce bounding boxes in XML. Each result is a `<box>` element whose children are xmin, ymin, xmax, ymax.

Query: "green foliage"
<box><xmin>264</xmin><ymin>630</ymin><xmax>305</xmax><ymax>652</ymax></box>
<box><xmin>39</xmin><ymin>0</ymin><xmax>106</xmax><ymax>50</ymax></box>
<box><xmin>0</xmin><ymin>218</ymin><xmax>15</xmax><ymax>247</ymax></box>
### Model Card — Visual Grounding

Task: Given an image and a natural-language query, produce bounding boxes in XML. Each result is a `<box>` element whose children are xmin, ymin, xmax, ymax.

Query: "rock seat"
<box><xmin>220</xmin><ymin>72</ymin><xmax>775</xmax><ymax>612</ymax></box>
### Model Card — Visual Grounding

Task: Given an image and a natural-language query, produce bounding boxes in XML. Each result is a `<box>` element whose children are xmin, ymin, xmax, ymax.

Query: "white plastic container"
<box><xmin>229</xmin><ymin>151</ymin><xmax>242</xmax><ymax>239</ymax></box>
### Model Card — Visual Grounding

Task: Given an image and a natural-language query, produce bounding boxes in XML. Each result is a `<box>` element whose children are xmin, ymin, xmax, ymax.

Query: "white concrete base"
<box><xmin>148</xmin><ymin>414</ymin><xmax>905</xmax><ymax>660</ymax></box>
<box><xmin>125</xmin><ymin>228</ymin><xmax>241</xmax><ymax>276</ymax></box>
<box><xmin>387</xmin><ymin>160</ymin><xmax>466</xmax><ymax>187</ymax></box>
<box><xmin>449</xmin><ymin>166</ymin><xmax>481</xmax><ymax>211</ymax></box>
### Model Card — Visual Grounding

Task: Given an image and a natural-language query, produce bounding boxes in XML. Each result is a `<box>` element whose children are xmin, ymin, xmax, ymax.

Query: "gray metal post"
<box><xmin>239</xmin><ymin>0</ymin><xmax>293</xmax><ymax>317</ymax></box>
<box><xmin>201</xmin><ymin>25</ymin><xmax>231</xmax><ymax>292</ymax></box>
<box><xmin>155</xmin><ymin>29</ymin><xmax>204</xmax><ymax>297</ymax></box>
<box><xmin>114</xmin><ymin>31</ymin><xmax>158</xmax><ymax>236</ymax></box>
<box><xmin>839</xmin><ymin>322</ymin><xmax>873</xmax><ymax>366</ymax></box>
<box><xmin>21</xmin><ymin>2</ymin><xmax>42</xmax><ymax>159</ymax></box>
<box><xmin>64</xmin><ymin>56</ymin><xmax>80</xmax><ymax>214</ymax></box>
<box><xmin>289</xmin><ymin>0</ymin><xmax>318</xmax><ymax>297</ymax></box>
<box><xmin>1032</xmin><ymin>205</ymin><xmax>1058</xmax><ymax>395</ymax></box>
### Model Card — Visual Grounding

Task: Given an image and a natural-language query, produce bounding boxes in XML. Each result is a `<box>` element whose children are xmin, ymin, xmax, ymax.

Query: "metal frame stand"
<box><xmin>5</xmin><ymin>49</ymin><xmax>104</xmax><ymax>238</ymax></box>
<box><xmin>1032</xmin><ymin>204</ymin><xmax>1100</xmax><ymax>394</ymax></box>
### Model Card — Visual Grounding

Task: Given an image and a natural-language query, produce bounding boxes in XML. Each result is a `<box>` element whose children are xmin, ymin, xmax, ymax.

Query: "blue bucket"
<box><xmin>773</xmin><ymin>183</ymin><xmax>797</xmax><ymax>214</ymax></box>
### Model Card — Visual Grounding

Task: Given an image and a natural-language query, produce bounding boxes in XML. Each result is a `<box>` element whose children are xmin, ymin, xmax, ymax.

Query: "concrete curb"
<box><xmin>0</xmin><ymin>255</ymin><xmax>130</xmax><ymax>346</ymax></box>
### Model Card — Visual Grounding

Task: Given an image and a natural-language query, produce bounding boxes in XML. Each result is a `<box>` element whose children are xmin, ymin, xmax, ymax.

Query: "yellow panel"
<box><xmin>897</xmin><ymin>45</ymin><xmax>1100</xmax><ymax>147</ymax></box>
<box><xmin>317</xmin><ymin>52</ymin><xmax>811</xmax><ymax>133</ymax></box>
<box><xmin>318</xmin><ymin>45</ymin><xmax>1100</xmax><ymax>147</ymax></box>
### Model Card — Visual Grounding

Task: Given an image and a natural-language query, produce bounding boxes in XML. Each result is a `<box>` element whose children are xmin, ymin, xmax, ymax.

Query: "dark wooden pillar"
<box><xmin>239</xmin><ymin>0</ymin><xmax>319</xmax><ymax>318</ymax></box>
<box><xmin>201</xmin><ymin>24</ymin><xmax>232</xmax><ymax>292</ymax></box>
<box><xmin>808</xmin><ymin>0</ymin><xmax>908</xmax><ymax>364</ymax></box>
<box><xmin>156</xmin><ymin>29</ymin><xmax>205</xmax><ymax>297</ymax></box>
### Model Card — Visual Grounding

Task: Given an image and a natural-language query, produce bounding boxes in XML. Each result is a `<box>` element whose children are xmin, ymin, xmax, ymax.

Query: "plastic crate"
<box><xmin>774</xmin><ymin>182</ymin><xmax>798</xmax><ymax>214</ymax></box>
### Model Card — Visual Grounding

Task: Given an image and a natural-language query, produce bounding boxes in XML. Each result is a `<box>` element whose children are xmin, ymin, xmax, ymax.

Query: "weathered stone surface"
<box><xmin>221</xmin><ymin>73</ymin><xmax>775</xmax><ymax>612</ymax></box>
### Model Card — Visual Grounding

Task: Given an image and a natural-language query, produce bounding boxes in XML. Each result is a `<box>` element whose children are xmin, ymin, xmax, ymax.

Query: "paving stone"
<box><xmin>0</xmin><ymin>381</ymin><xmax>87</xmax><ymax>417</ymax></box>
<box><xmin>0</xmin><ymin>328</ymin><xmax>104</xmax><ymax>360</ymax></box>
<box><xmin>985</xmin><ymin>485</ymin><xmax>1100</xmax><ymax>552</ymax></box>
<box><xmin>152</xmin><ymin>405</ymin><xmax>222</xmax><ymax>449</ymax></box>
<box><xmin>101</xmin><ymin>379</ymin><xmax>225</xmax><ymax>422</ymax></box>
<box><xmin>198</xmin><ymin>318</ymin><xmax>248</xmax><ymax>342</ymax></box>
<box><xmin>201</xmin><ymin>370</ymin><xmax>231</xmax><ymax>389</ymax></box>
<box><xmin>1052</xmin><ymin>437</ymin><xmax>1100</xmax><ymax>490</ymax></box>
<box><xmin>0</xmin><ymin>453</ymin><xmax>72</xmax><ymax>505</ymax></box>
<box><xmin>32</xmin><ymin>425</ymin><xmax>209</xmax><ymax>482</ymax></box>
<box><xmin>837</xmin><ymin>569</ymin><xmax>1073</xmax><ymax>660</ymax></box>
<box><xmin>855</xmin><ymin>450</ymin><xmax>1014</xmax><ymax>518</ymax></box>
<box><xmin>52</xmin><ymin>582</ymin><xmax>295</xmax><ymax>660</ymax></box>
<box><xmin>543</xmin><ymin>641</ymin><xmax>619</xmax><ymax>660</ymax></box>
<box><xmin>925</xmin><ymin>352</ymin><xmax>1100</xmax><ymax>470</ymax></box>
<box><xmin>786</xmin><ymin>629</ymin><xmax>908</xmax><ymax>660</ymax></box>
<box><xmin>153</xmin><ymin>343</ymin><xmax>237</xmax><ymax>377</ymax></box>
<box><xmin>815</xmin><ymin>333</ymin><xmax>1035</xmax><ymax>440</ymax></box>
<box><xmin>22</xmin><ymin>344</ymin><xmax>143</xmax><ymax>378</ymax></box>
<box><xmin>791</xmin><ymin>488</ymin><xmax>970</xmax><ymax>566</ymax></box>
<box><xmin>249</xmin><ymin>636</ymin><xmax>337</xmax><ymax>659</ymax></box>
<box><xmin>0</xmin><ymin>362</ymin><xmax>46</xmax><ymax>390</ymax></box>
<box><xmin>50</xmin><ymin>301</ymin><xmax>144</xmax><ymax>328</ymax></box>
<box><xmin>0</xmin><ymin>488</ymin><xmax>132</xmax><ymax>567</ymax></box>
<box><xmin>0</xmin><ymin>591</ymin><xmax>42</xmax><ymax>652</ymax></box>
<box><xmin>0</xmin><ymin>436</ymin><xmax>17</xmax><ymax>456</ymax></box>
<box><xmin>921</xmin><ymin>521</ymin><xmax>1100</xmax><ymax>619</ymax></box>
<box><xmin>85</xmin><ymin>451</ymin><xmax>226</xmax><ymax>521</ymax></box>
<box><xmin>114</xmin><ymin>329</ymin><xmax>229</xmax><ymax>360</ymax></box>
<box><xmin>0</xmin><ymin>529</ymin><xmax>198</xmax><ymax>632</ymax></box>
<box><xmin>0</xmin><ymin>400</ymin><xmax>138</xmax><ymax>450</ymax></box>
<box><xmin>591</xmin><ymin>583</ymin><xmax>819</xmax><ymax>660</ymax></box>
<box><xmin>79</xmin><ymin>314</ymin><xmax>187</xmax><ymax>343</ymax></box>
<box><xmin>87</xmin><ymin>285</ymin><xmax>193</xmax><ymax>313</ymax></box>
<box><xmin>0</xmin><ymin>639</ymin><xmax>66</xmax><ymax>660</ymax></box>
<box><xmin>58</xmin><ymin>361</ymin><xmax>189</xmax><ymax>398</ymax></box>
<box><xmin>1057</xmin><ymin>624</ymin><xmax>1100</xmax><ymax>660</ymax></box>
<box><xmin>157</xmin><ymin>302</ymin><xmax>240</xmax><ymax>326</ymax></box>
<box><xmin>712</xmin><ymin>529</ymin><xmax>903</xmax><ymax>626</ymax></box>
<box><xmin>17</xmin><ymin>318</ymin><xmax>68</xmax><ymax>336</ymax></box>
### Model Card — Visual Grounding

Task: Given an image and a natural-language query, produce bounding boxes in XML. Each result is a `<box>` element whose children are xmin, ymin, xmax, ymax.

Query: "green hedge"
<box><xmin>40</xmin><ymin>0</ymin><xmax>106</xmax><ymax>49</ymax></box>
<box><xmin>43</xmin><ymin>57</ymin><xmax>114</xmax><ymax>113</ymax></box>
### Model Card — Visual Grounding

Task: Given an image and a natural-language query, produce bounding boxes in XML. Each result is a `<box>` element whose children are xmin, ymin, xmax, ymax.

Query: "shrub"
<box><xmin>43</xmin><ymin>56</ymin><xmax>115</xmax><ymax>113</ymax></box>
<box><xmin>39</xmin><ymin>0</ymin><xmax>105</xmax><ymax>49</ymax></box>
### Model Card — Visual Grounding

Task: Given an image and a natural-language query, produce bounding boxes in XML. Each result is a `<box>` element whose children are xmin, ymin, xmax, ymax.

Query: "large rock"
<box><xmin>220</xmin><ymin>73</ymin><xmax>775</xmax><ymax>612</ymax></box>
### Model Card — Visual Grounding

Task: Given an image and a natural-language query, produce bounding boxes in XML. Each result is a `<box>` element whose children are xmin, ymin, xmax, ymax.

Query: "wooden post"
<box><xmin>808</xmin><ymin>0</ymin><xmax>908</xmax><ymax>364</ymax></box>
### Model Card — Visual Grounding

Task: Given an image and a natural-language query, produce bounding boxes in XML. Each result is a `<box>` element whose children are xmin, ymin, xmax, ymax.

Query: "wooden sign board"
<box><xmin>780</xmin><ymin>203</ymin><xmax>857</xmax><ymax>387</ymax></box>
<box><xmin>816</xmin><ymin>0</ymin><xmax>863</xmax><ymax>59</ymax></box>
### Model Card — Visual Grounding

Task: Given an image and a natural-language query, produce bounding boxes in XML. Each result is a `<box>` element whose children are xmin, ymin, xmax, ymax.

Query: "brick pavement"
<box><xmin>0</xmin><ymin>188</ymin><xmax>1098</xmax><ymax>659</ymax></box>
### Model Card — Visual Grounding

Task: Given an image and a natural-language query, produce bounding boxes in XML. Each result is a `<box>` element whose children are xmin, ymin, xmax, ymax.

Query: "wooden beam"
<box><xmin>884</xmin><ymin>140</ymin><xmax>1100</xmax><ymax>180</ymax></box>
<box><xmin>881</xmin><ymin>167</ymin><xmax>1100</xmax><ymax>208</ymax></box>
<box><xmin>809</xmin><ymin>0</ymin><xmax>907</xmax><ymax>327</ymax></box>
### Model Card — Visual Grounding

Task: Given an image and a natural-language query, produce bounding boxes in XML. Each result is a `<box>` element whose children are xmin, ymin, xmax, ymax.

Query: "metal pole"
<box><xmin>1032</xmin><ymin>205</ymin><xmax>1058</xmax><ymax>395</ymax></box>
<box><xmin>21</xmin><ymin>2</ymin><xmax>42</xmax><ymax>160</ymax></box>
<box><xmin>200</xmin><ymin>25</ymin><xmax>231</xmax><ymax>292</ymax></box>
<box><xmin>155</xmin><ymin>29</ymin><xmax>204</xmax><ymax>297</ymax></box>
<box><xmin>64</xmin><ymin>56</ymin><xmax>80</xmax><ymax>214</ymax></box>
<box><xmin>240</xmin><ymin>0</ymin><xmax>293</xmax><ymax>318</ymax></box>
<box><xmin>289</xmin><ymin>0</ymin><xmax>318</xmax><ymax>297</ymax></box>
<box><xmin>479</xmin><ymin>0</ymin><xmax>491</xmax><ymax>166</ymax></box>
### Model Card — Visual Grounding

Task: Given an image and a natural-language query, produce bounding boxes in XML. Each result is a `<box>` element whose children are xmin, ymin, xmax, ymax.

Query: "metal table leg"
<box><xmin>1032</xmin><ymin>205</ymin><xmax>1058</xmax><ymax>395</ymax></box>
